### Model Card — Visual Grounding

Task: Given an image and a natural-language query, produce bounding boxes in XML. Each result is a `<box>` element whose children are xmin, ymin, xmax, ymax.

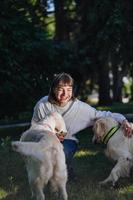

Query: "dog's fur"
<box><xmin>12</xmin><ymin>112</ymin><xmax>68</xmax><ymax>200</ymax></box>
<box><xmin>92</xmin><ymin>117</ymin><xmax>133</xmax><ymax>187</ymax></box>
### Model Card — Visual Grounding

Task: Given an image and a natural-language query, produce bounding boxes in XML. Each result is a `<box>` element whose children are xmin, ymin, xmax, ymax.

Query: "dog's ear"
<box><xmin>96</xmin><ymin>120</ymin><xmax>106</xmax><ymax>136</ymax></box>
<box><xmin>100</xmin><ymin>122</ymin><xmax>106</xmax><ymax>133</ymax></box>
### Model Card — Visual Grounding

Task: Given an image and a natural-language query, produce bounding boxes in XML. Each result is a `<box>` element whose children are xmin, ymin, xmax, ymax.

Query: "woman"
<box><xmin>31</xmin><ymin>73</ymin><xmax>133</xmax><ymax>180</ymax></box>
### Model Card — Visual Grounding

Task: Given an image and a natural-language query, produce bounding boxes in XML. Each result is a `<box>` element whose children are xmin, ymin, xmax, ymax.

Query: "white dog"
<box><xmin>12</xmin><ymin>112</ymin><xmax>68</xmax><ymax>200</ymax></box>
<box><xmin>92</xmin><ymin>117</ymin><xmax>133</xmax><ymax>187</ymax></box>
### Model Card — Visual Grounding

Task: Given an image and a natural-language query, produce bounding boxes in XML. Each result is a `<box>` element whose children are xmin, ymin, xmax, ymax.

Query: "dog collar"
<box><xmin>102</xmin><ymin>126</ymin><xmax>120</xmax><ymax>144</ymax></box>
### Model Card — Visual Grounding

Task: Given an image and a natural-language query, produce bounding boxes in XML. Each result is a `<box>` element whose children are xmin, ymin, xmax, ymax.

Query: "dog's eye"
<box><xmin>55</xmin><ymin>128</ymin><xmax>59</xmax><ymax>132</ymax></box>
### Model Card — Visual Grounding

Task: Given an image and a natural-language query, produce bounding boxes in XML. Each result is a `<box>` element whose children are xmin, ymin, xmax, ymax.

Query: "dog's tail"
<box><xmin>11</xmin><ymin>141</ymin><xmax>50</xmax><ymax>162</ymax></box>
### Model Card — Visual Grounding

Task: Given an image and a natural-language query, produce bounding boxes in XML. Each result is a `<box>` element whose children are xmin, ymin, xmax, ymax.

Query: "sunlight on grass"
<box><xmin>75</xmin><ymin>149</ymin><xmax>98</xmax><ymax>157</ymax></box>
<box><xmin>0</xmin><ymin>185</ymin><xmax>19</xmax><ymax>200</ymax></box>
<box><xmin>97</xmin><ymin>102</ymin><xmax>133</xmax><ymax>114</ymax></box>
<box><xmin>0</xmin><ymin>187</ymin><xmax>8</xmax><ymax>199</ymax></box>
<box><xmin>119</xmin><ymin>185</ymin><xmax>133</xmax><ymax>194</ymax></box>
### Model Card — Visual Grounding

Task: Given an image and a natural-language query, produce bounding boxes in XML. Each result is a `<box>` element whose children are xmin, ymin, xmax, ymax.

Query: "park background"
<box><xmin>0</xmin><ymin>1</ymin><xmax>133</xmax><ymax>200</ymax></box>
<box><xmin>0</xmin><ymin>0</ymin><xmax>133</xmax><ymax>123</ymax></box>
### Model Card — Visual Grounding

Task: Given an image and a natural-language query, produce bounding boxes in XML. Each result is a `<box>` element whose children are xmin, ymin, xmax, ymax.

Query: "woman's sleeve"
<box><xmin>95</xmin><ymin>109</ymin><xmax>126</xmax><ymax>124</ymax></box>
<box><xmin>80</xmin><ymin>101</ymin><xmax>126</xmax><ymax>126</ymax></box>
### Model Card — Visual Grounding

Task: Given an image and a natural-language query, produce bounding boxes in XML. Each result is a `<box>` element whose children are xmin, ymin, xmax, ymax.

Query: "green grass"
<box><xmin>96</xmin><ymin>102</ymin><xmax>133</xmax><ymax>114</ymax></box>
<box><xmin>0</xmin><ymin>102</ymin><xmax>133</xmax><ymax>199</ymax></box>
<box><xmin>0</xmin><ymin>129</ymin><xmax>133</xmax><ymax>200</ymax></box>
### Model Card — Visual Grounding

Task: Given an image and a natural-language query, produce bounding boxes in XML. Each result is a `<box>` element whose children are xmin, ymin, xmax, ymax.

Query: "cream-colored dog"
<box><xmin>12</xmin><ymin>112</ymin><xmax>68</xmax><ymax>200</ymax></box>
<box><xmin>92</xmin><ymin>117</ymin><xmax>133</xmax><ymax>187</ymax></box>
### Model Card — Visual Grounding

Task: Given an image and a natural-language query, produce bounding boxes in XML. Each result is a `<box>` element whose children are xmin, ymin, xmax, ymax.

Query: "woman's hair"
<box><xmin>48</xmin><ymin>72</ymin><xmax>75</xmax><ymax>104</ymax></box>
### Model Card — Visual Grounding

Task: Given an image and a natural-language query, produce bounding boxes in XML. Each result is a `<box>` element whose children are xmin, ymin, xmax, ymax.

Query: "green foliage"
<box><xmin>0</xmin><ymin>1</ymin><xmax>51</xmax><ymax>119</ymax></box>
<box><xmin>75</xmin><ymin>0</ymin><xmax>133</xmax><ymax>104</ymax></box>
<box><xmin>0</xmin><ymin>0</ymin><xmax>78</xmax><ymax>120</ymax></box>
<box><xmin>1</xmin><ymin>137</ymin><xmax>11</xmax><ymax>149</ymax></box>
<box><xmin>0</xmin><ymin>0</ymin><xmax>133</xmax><ymax>120</ymax></box>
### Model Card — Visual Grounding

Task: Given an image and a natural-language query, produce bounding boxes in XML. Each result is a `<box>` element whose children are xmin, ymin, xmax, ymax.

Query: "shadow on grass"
<box><xmin>0</xmin><ymin>144</ymin><xmax>31</xmax><ymax>200</ymax></box>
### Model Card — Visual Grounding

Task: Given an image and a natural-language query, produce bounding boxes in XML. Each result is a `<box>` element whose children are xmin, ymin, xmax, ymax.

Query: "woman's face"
<box><xmin>55</xmin><ymin>81</ymin><xmax>73</xmax><ymax>106</ymax></box>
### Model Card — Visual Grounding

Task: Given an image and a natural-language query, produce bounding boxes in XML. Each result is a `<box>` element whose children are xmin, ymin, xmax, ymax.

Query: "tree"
<box><xmin>74</xmin><ymin>0</ymin><xmax>133</xmax><ymax>104</ymax></box>
<box><xmin>0</xmin><ymin>0</ymin><xmax>51</xmax><ymax>118</ymax></box>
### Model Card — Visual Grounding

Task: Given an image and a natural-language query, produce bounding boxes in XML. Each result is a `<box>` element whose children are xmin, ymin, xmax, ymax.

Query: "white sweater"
<box><xmin>32</xmin><ymin>96</ymin><xmax>126</xmax><ymax>141</ymax></box>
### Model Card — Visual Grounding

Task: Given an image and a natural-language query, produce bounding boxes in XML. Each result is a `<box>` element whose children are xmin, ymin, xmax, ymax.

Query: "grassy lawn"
<box><xmin>0</xmin><ymin>128</ymin><xmax>133</xmax><ymax>200</ymax></box>
<box><xmin>96</xmin><ymin>102</ymin><xmax>133</xmax><ymax>114</ymax></box>
<box><xmin>0</xmin><ymin>102</ymin><xmax>133</xmax><ymax>199</ymax></box>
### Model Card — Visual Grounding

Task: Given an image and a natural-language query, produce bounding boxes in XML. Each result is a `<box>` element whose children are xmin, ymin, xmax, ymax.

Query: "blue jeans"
<box><xmin>61</xmin><ymin>139</ymin><xmax>78</xmax><ymax>165</ymax></box>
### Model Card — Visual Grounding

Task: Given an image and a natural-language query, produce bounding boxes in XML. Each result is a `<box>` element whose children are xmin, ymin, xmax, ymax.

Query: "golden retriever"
<box><xmin>12</xmin><ymin>112</ymin><xmax>68</xmax><ymax>200</ymax></box>
<box><xmin>92</xmin><ymin>117</ymin><xmax>133</xmax><ymax>187</ymax></box>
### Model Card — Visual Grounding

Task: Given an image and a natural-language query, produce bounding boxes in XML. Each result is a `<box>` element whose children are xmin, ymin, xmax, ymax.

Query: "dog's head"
<box><xmin>92</xmin><ymin>117</ymin><xmax>119</xmax><ymax>143</ymax></box>
<box><xmin>31</xmin><ymin>112</ymin><xmax>67</xmax><ymax>137</ymax></box>
<box><xmin>50</xmin><ymin>112</ymin><xmax>67</xmax><ymax>136</ymax></box>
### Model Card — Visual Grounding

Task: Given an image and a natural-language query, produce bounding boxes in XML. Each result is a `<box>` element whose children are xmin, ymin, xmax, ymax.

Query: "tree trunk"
<box><xmin>98</xmin><ymin>62</ymin><xmax>112</xmax><ymax>105</ymax></box>
<box><xmin>112</xmin><ymin>65</ymin><xmax>123</xmax><ymax>102</ymax></box>
<box><xmin>53</xmin><ymin>0</ymin><xmax>69</xmax><ymax>40</ymax></box>
<box><xmin>111</xmin><ymin>46</ymin><xmax>126</xmax><ymax>102</ymax></box>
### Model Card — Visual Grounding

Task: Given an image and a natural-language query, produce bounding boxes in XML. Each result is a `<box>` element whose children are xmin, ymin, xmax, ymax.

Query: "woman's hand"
<box><xmin>122</xmin><ymin>120</ymin><xmax>133</xmax><ymax>137</ymax></box>
<box><xmin>56</xmin><ymin>134</ymin><xmax>65</xmax><ymax>141</ymax></box>
<box><xmin>56</xmin><ymin>131</ymin><xmax>67</xmax><ymax>142</ymax></box>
